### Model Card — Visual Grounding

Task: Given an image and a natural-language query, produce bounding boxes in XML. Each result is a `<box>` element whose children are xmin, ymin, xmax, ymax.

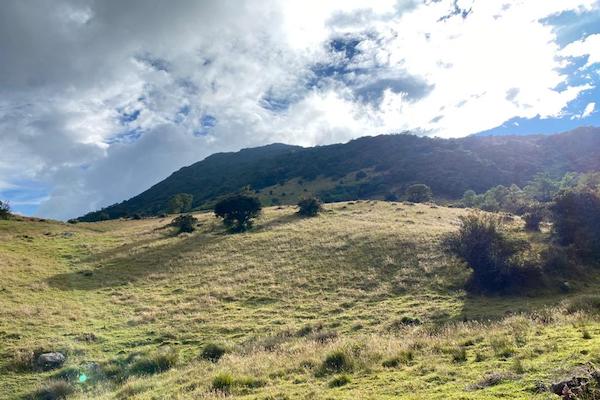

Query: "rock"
<box><xmin>36</xmin><ymin>352</ymin><xmax>66</xmax><ymax>370</ymax></box>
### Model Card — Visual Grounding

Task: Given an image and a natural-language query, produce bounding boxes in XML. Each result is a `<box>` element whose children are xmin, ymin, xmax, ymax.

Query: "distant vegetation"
<box><xmin>0</xmin><ymin>200</ymin><xmax>10</xmax><ymax>219</ymax></box>
<box><xmin>169</xmin><ymin>214</ymin><xmax>198</xmax><ymax>234</ymax></box>
<box><xmin>76</xmin><ymin>127</ymin><xmax>600</xmax><ymax>221</ymax></box>
<box><xmin>167</xmin><ymin>193</ymin><xmax>193</xmax><ymax>214</ymax></box>
<box><xmin>297</xmin><ymin>197</ymin><xmax>323</xmax><ymax>217</ymax></box>
<box><xmin>214</xmin><ymin>194</ymin><xmax>262</xmax><ymax>232</ymax></box>
<box><xmin>405</xmin><ymin>183</ymin><xmax>432</xmax><ymax>203</ymax></box>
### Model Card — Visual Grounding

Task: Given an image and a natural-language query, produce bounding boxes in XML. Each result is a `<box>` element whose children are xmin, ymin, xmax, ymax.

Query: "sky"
<box><xmin>1</xmin><ymin>0</ymin><xmax>600</xmax><ymax>220</ymax></box>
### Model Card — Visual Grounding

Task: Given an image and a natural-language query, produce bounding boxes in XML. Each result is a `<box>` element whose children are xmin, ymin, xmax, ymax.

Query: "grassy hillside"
<box><xmin>2</xmin><ymin>202</ymin><xmax>600</xmax><ymax>399</ymax></box>
<box><xmin>77</xmin><ymin>127</ymin><xmax>600</xmax><ymax>221</ymax></box>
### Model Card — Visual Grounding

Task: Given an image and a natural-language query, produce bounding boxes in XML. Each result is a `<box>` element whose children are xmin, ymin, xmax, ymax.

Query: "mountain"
<box><xmin>77</xmin><ymin>127</ymin><xmax>600</xmax><ymax>221</ymax></box>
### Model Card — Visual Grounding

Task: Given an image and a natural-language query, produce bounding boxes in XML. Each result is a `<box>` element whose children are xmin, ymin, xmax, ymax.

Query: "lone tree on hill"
<box><xmin>214</xmin><ymin>195</ymin><xmax>262</xmax><ymax>233</ymax></box>
<box><xmin>0</xmin><ymin>200</ymin><xmax>10</xmax><ymax>220</ymax></box>
<box><xmin>167</xmin><ymin>193</ymin><xmax>194</xmax><ymax>214</ymax></box>
<box><xmin>170</xmin><ymin>214</ymin><xmax>198</xmax><ymax>234</ymax></box>
<box><xmin>405</xmin><ymin>184</ymin><xmax>432</xmax><ymax>203</ymax></box>
<box><xmin>297</xmin><ymin>197</ymin><xmax>322</xmax><ymax>217</ymax></box>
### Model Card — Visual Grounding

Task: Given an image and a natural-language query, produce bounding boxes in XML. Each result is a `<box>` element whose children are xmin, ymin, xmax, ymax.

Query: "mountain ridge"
<box><xmin>77</xmin><ymin>127</ymin><xmax>600</xmax><ymax>221</ymax></box>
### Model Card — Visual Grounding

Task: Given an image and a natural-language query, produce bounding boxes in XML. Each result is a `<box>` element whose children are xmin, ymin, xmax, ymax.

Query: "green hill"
<box><xmin>3</xmin><ymin>202</ymin><xmax>600</xmax><ymax>399</ymax></box>
<box><xmin>77</xmin><ymin>127</ymin><xmax>600</xmax><ymax>221</ymax></box>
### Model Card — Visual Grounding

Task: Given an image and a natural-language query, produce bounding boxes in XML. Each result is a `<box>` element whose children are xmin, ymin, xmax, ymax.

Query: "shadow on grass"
<box><xmin>46</xmin><ymin>231</ymin><xmax>223</xmax><ymax>291</ymax></box>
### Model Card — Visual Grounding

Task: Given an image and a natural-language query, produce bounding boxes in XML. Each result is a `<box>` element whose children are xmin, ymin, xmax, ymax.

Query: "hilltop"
<box><xmin>77</xmin><ymin>127</ymin><xmax>600</xmax><ymax>221</ymax></box>
<box><xmin>2</xmin><ymin>202</ymin><xmax>600</xmax><ymax>399</ymax></box>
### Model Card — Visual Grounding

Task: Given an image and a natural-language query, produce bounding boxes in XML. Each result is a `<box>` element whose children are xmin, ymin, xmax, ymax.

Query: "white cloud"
<box><xmin>581</xmin><ymin>102</ymin><xmax>596</xmax><ymax>118</ymax></box>
<box><xmin>1</xmin><ymin>0</ymin><xmax>599</xmax><ymax>219</ymax></box>
<box><xmin>561</xmin><ymin>33</ymin><xmax>600</xmax><ymax>67</ymax></box>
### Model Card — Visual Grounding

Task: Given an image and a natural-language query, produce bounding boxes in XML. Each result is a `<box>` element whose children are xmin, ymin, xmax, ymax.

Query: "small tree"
<box><xmin>551</xmin><ymin>190</ymin><xmax>600</xmax><ymax>259</ymax></box>
<box><xmin>167</xmin><ymin>193</ymin><xmax>194</xmax><ymax>214</ymax></box>
<box><xmin>170</xmin><ymin>214</ymin><xmax>198</xmax><ymax>234</ymax></box>
<box><xmin>405</xmin><ymin>184</ymin><xmax>432</xmax><ymax>203</ymax></box>
<box><xmin>297</xmin><ymin>197</ymin><xmax>322</xmax><ymax>217</ymax></box>
<box><xmin>522</xmin><ymin>205</ymin><xmax>545</xmax><ymax>232</ymax></box>
<box><xmin>444</xmin><ymin>214</ymin><xmax>530</xmax><ymax>292</ymax></box>
<box><xmin>214</xmin><ymin>195</ymin><xmax>262</xmax><ymax>233</ymax></box>
<box><xmin>461</xmin><ymin>190</ymin><xmax>478</xmax><ymax>208</ymax></box>
<box><xmin>0</xmin><ymin>201</ymin><xmax>10</xmax><ymax>220</ymax></box>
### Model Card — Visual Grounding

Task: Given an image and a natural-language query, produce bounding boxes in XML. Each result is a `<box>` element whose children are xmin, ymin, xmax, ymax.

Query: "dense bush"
<box><xmin>297</xmin><ymin>197</ymin><xmax>322</xmax><ymax>217</ymax></box>
<box><xmin>0</xmin><ymin>200</ymin><xmax>10</xmax><ymax>220</ymax></box>
<box><xmin>167</xmin><ymin>193</ymin><xmax>194</xmax><ymax>214</ymax></box>
<box><xmin>444</xmin><ymin>214</ymin><xmax>532</xmax><ymax>293</ymax></box>
<box><xmin>170</xmin><ymin>214</ymin><xmax>198</xmax><ymax>234</ymax></box>
<box><xmin>551</xmin><ymin>190</ymin><xmax>600</xmax><ymax>259</ymax></box>
<box><xmin>522</xmin><ymin>205</ymin><xmax>544</xmax><ymax>232</ymax></box>
<box><xmin>320</xmin><ymin>350</ymin><xmax>353</xmax><ymax>374</ymax></box>
<box><xmin>31</xmin><ymin>379</ymin><xmax>74</xmax><ymax>400</ymax></box>
<box><xmin>214</xmin><ymin>195</ymin><xmax>262</xmax><ymax>232</ymax></box>
<box><xmin>405</xmin><ymin>184</ymin><xmax>432</xmax><ymax>203</ymax></box>
<box><xmin>200</xmin><ymin>343</ymin><xmax>226</xmax><ymax>362</ymax></box>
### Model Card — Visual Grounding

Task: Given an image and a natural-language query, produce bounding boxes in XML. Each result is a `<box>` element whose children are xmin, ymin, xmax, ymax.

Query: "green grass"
<box><xmin>1</xmin><ymin>202</ymin><xmax>599</xmax><ymax>399</ymax></box>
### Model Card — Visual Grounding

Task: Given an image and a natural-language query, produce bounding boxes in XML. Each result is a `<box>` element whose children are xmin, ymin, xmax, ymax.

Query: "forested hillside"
<box><xmin>78</xmin><ymin>127</ymin><xmax>600</xmax><ymax>221</ymax></box>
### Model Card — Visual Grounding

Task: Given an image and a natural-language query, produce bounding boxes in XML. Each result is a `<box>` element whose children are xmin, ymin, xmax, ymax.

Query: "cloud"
<box><xmin>561</xmin><ymin>33</ymin><xmax>600</xmax><ymax>67</ymax></box>
<box><xmin>1</xmin><ymin>0</ymin><xmax>600</xmax><ymax>219</ymax></box>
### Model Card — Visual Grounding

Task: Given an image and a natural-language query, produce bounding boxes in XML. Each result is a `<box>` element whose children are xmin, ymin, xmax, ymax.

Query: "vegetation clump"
<box><xmin>0</xmin><ymin>200</ymin><xmax>11</xmax><ymax>219</ymax></box>
<box><xmin>31</xmin><ymin>379</ymin><xmax>75</xmax><ymax>400</ymax></box>
<box><xmin>551</xmin><ymin>190</ymin><xmax>600</xmax><ymax>259</ymax></box>
<box><xmin>405</xmin><ymin>184</ymin><xmax>432</xmax><ymax>203</ymax></box>
<box><xmin>167</xmin><ymin>193</ymin><xmax>194</xmax><ymax>214</ymax></box>
<box><xmin>320</xmin><ymin>351</ymin><xmax>353</xmax><ymax>374</ymax></box>
<box><xmin>128</xmin><ymin>348</ymin><xmax>178</xmax><ymax>376</ymax></box>
<box><xmin>444</xmin><ymin>214</ymin><xmax>534</xmax><ymax>293</ymax></box>
<box><xmin>214</xmin><ymin>194</ymin><xmax>262</xmax><ymax>232</ymax></box>
<box><xmin>200</xmin><ymin>343</ymin><xmax>227</xmax><ymax>362</ymax></box>
<box><xmin>297</xmin><ymin>197</ymin><xmax>322</xmax><ymax>217</ymax></box>
<box><xmin>170</xmin><ymin>214</ymin><xmax>198</xmax><ymax>234</ymax></box>
<box><xmin>328</xmin><ymin>374</ymin><xmax>351</xmax><ymax>388</ymax></box>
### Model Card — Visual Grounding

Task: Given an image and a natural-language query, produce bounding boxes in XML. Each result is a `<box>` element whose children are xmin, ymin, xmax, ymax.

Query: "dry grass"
<box><xmin>1</xmin><ymin>202</ymin><xmax>599</xmax><ymax>399</ymax></box>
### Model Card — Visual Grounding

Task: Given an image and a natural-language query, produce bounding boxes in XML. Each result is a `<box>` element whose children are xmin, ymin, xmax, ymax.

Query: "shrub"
<box><xmin>212</xmin><ymin>372</ymin><xmax>234</xmax><ymax>392</ymax></box>
<box><xmin>170</xmin><ymin>214</ymin><xmax>198</xmax><ymax>234</ymax></box>
<box><xmin>214</xmin><ymin>195</ymin><xmax>262</xmax><ymax>233</ymax></box>
<box><xmin>444</xmin><ymin>214</ymin><xmax>531</xmax><ymax>293</ymax></box>
<box><xmin>200</xmin><ymin>343</ymin><xmax>226</xmax><ymax>362</ymax></box>
<box><xmin>522</xmin><ymin>206</ymin><xmax>544</xmax><ymax>232</ymax></box>
<box><xmin>405</xmin><ymin>184</ymin><xmax>432</xmax><ymax>203</ymax></box>
<box><xmin>320</xmin><ymin>351</ymin><xmax>353</xmax><ymax>374</ymax></box>
<box><xmin>129</xmin><ymin>348</ymin><xmax>178</xmax><ymax>375</ymax></box>
<box><xmin>328</xmin><ymin>374</ymin><xmax>351</xmax><ymax>388</ymax></box>
<box><xmin>167</xmin><ymin>193</ymin><xmax>194</xmax><ymax>214</ymax></box>
<box><xmin>451</xmin><ymin>347</ymin><xmax>467</xmax><ymax>363</ymax></box>
<box><xmin>563</xmin><ymin>295</ymin><xmax>600</xmax><ymax>314</ymax></box>
<box><xmin>551</xmin><ymin>190</ymin><xmax>600</xmax><ymax>259</ymax></box>
<box><xmin>297</xmin><ymin>197</ymin><xmax>322</xmax><ymax>217</ymax></box>
<box><xmin>32</xmin><ymin>380</ymin><xmax>75</xmax><ymax>400</ymax></box>
<box><xmin>0</xmin><ymin>200</ymin><xmax>10</xmax><ymax>220</ymax></box>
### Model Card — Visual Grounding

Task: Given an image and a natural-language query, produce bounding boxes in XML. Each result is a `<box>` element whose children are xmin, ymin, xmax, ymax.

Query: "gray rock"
<box><xmin>36</xmin><ymin>352</ymin><xmax>66</xmax><ymax>370</ymax></box>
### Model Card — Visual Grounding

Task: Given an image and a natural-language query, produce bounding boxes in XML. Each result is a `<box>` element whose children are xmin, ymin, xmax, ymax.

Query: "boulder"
<box><xmin>36</xmin><ymin>352</ymin><xmax>66</xmax><ymax>370</ymax></box>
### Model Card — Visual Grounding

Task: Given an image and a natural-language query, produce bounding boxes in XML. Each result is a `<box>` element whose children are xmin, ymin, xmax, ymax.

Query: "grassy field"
<box><xmin>1</xmin><ymin>201</ymin><xmax>599</xmax><ymax>399</ymax></box>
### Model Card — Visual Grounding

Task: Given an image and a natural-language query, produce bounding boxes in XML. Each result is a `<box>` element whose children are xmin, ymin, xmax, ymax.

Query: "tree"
<box><xmin>0</xmin><ymin>200</ymin><xmax>10</xmax><ymax>220</ymax></box>
<box><xmin>525</xmin><ymin>173</ymin><xmax>560</xmax><ymax>202</ymax></box>
<box><xmin>297</xmin><ymin>197</ymin><xmax>322</xmax><ymax>217</ymax></box>
<box><xmin>214</xmin><ymin>195</ymin><xmax>262</xmax><ymax>233</ymax></box>
<box><xmin>551</xmin><ymin>190</ymin><xmax>600</xmax><ymax>259</ymax></box>
<box><xmin>461</xmin><ymin>190</ymin><xmax>478</xmax><ymax>207</ymax></box>
<box><xmin>444</xmin><ymin>214</ymin><xmax>531</xmax><ymax>293</ymax></box>
<box><xmin>170</xmin><ymin>214</ymin><xmax>198</xmax><ymax>234</ymax></box>
<box><xmin>405</xmin><ymin>184</ymin><xmax>432</xmax><ymax>203</ymax></box>
<box><xmin>167</xmin><ymin>193</ymin><xmax>194</xmax><ymax>214</ymax></box>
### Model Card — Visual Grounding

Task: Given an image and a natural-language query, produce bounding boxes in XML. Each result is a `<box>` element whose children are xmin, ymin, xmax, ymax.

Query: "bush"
<box><xmin>297</xmin><ymin>197</ymin><xmax>322</xmax><ymax>217</ymax></box>
<box><xmin>214</xmin><ymin>195</ymin><xmax>262</xmax><ymax>233</ymax></box>
<box><xmin>328</xmin><ymin>374</ymin><xmax>351</xmax><ymax>388</ymax></box>
<box><xmin>523</xmin><ymin>206</ymin><xmax>544</xmax><ymax>232</ymax></box>
<box><xmin>405</xmin><ymin>184</ymin><xmax>432</xmax><ymax>203</ymax></box>
<box><xmin>551</xmin><ymin>190</ymin><xmax>600</xmax><ymax>259</ymax></box>
<box><xmin>200</xmin><ymin>343</ymin><xmax>226</xmax><ymax>362</ymax></box>
<box><xmin>320</xmin><ymin>351</ymin><xmax>353</xmax><ymax>374</ymax></box>
<box><xmin>444</xmin><ymin>214</ymin><xmax>531</xmax><ymax>293</ymax></box>
<box><xmin>169</xmin><ymin>214</ymin><xmax>198</xmax><ymax>234</ymax></box>
<box><xmin>32</xmin><ymin>380</ymin><xmax>75</xmax><ymax>400</ymax></box>
<box><xmin>167</xmin><ymin>193</ymin><xmax>194</xmax><ymax>214</ymax></box>
<box><xmin>212</xmin><ymin>372</ymin><xmax>234</xmax><ymax>392</ymax></box>
<box><xmin>129</xmin><ymin>348</ymin><xmax>178</xmax><ymax>375</ymax></box>
<box><xmin>0</xmin><ymin>200</ymin><xmax>10</xmax><ymax>220</ymax></box>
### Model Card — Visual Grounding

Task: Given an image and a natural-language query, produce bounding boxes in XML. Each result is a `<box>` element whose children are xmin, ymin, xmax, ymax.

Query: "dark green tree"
<box><xmin>214</xmin><ymin>195</ymin><xmax>262</xmax><ymax>232</ymax></box>
<box><xmin>170</xmin><ymin>214</ymin><xmax>198</xmax><ymax>234</ymax></box>
<box><xmin>405</xmin><ymin>184</ymin><xmax>432</xmax><ymax>203</ymax></box>
<box><xmin>167</xmin><ymin>193</ymin><xmax>194</xmax><ymax>214</ymax></box>
<box><xmin>297</xmin><ymin>197</ymin><xmax>322</xmax><ymax>217</ymax></box>
<box><xmin>0</xmin><ymin>200</ymin><xmax>10</xmax><ymax>220</ymax></box>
